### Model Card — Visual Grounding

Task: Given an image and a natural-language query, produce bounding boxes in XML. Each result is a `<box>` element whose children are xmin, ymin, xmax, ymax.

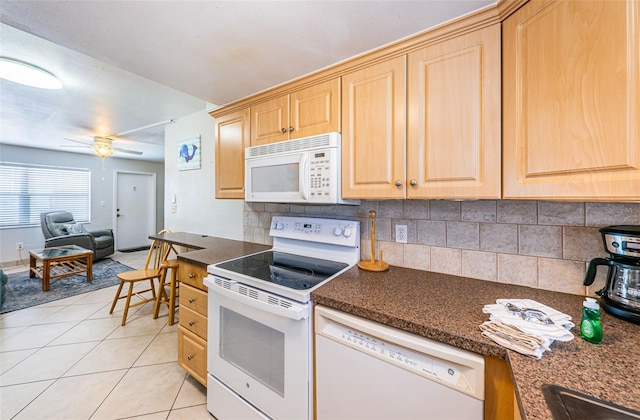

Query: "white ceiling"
<box><xmin>0</xmin><ymin>0</ymin><xmax>494</xmax><ymax>162</ymax></box>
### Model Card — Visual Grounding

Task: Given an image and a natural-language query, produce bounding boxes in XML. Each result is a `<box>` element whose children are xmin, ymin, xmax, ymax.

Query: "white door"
<box><xmin>115</xmin><ymin>171</ymin><xmax>156</xmax><ymax>251</ymax></box>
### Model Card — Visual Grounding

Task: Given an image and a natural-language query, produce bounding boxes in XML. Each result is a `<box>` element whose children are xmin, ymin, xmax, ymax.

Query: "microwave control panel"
<box><xmin>309</xmin><ymin>150</ymin><xmax>336</xmax><ymax>200</ymax></box>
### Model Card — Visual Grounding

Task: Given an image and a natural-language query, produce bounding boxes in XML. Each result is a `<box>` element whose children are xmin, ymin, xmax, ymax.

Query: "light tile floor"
<box><xmin>0</xmin><ymin>251</ymin><xmax>213</xmax><ymax>420</ymax></box>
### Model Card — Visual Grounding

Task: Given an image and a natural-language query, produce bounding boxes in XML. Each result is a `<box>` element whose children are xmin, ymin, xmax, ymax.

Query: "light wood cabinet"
<box><xmin>484</xmin><ymin>356</ymin><xmax>521</xmax><ymax>420</ymax></box>
<box><xmin>503</xmin><ymin>0</ymin><xmax>640</xmax><ymax>201</ymax></box>
<box><xmin>342</xmin><ymin>25</ymin><xmax>500</xmax><ymax>200</ymax></box>
<box><xmin>214</xmin><ymin>108</ymin><xmax>250</xmax><ymax>199</ymax></box>
<box><xmin>407</xmin><ymin>24</ymin><xmax>501</xmax><ymax>199</ymax></box>
<box><xmin>251</xmin><ymin>78</ymin><xmax>340</xmax><ymax>146</ymax></box>
<box><xmin>177</xmin><ymin>262</ymin><xmax>209</xmax><ymax>387</ymax></box>
<box><xmin>341</xmin><ymin>56</ymin><xmax>407</xmax><ymax>199</ymax></box>
<box><xmin>178</xmin><ymin>326</ymin><xmax>207</xmax><ymax>386</ymax></box>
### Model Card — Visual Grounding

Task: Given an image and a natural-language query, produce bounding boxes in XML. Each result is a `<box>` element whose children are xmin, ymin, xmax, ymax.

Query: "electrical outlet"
<box><xmin>16</xmin><ymin>242</ymin><xmax>23</xmax><ymax>250</ymax></box>
<box><xmin>395</xmin><ymin>225</ymin><xmax>408</xmax><ymax>243</ymax></box>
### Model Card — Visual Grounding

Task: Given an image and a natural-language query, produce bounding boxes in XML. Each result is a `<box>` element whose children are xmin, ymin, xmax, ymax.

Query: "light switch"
<box><xmin>171</xmin><ymin>203</ymin><xmax>177</xmax><ymax>213</ymax></box>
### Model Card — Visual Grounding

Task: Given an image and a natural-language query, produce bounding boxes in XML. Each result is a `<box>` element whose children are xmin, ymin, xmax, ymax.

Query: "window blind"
<box><xmin>0</xmin><ymin>162</ymin><xmax>91</xmax><ymax>229</ymax></box>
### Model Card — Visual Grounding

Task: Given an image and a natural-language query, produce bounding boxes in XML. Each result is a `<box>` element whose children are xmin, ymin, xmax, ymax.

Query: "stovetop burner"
<box><xmin>215</xmin><ymin>250</ymin><xmax>348</xmax><ymax>290</ymax></box>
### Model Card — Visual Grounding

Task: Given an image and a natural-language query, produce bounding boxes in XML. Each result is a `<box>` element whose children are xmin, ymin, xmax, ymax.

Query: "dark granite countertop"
<box><xmin>311</xmin><ymin>265</ymin><xmax>640</xmax><ymax>419</ymax></box>
<box><xmin>149</xmin><ymin>232</ymin><xmax>270</xmax><ymax>267</ymax></box>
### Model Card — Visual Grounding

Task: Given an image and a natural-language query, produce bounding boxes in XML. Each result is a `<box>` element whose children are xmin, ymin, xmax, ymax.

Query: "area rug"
<box><xmin>1</xmin><ymin>258</ymin><xmax>133</xmax><ymax>314</ymax></box>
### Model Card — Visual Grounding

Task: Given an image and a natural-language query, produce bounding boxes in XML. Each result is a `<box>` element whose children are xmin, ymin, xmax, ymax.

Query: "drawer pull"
<box><xmin>188</xmin><ymin>298</ymin><xmax>196</xmax><ymax>303</ymax></box>
<box><xmin>189</xmin><ymin>320</ymin><xmax>195</xmax><ymax>326</ymax></box>
<box><xmin>187</xmin><ymin>355</ymin><xmax>194</xmax><ymax>360</ymax></box>
<box><xmin>189</xmin><ymin>273</ymin><xmax>195</xmax><ymax>278</ymax></box>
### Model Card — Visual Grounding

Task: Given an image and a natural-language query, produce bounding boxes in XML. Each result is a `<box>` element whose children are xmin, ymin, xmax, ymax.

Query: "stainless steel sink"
<box><xmin>542</xmin><ymin>384</ymin><xmax>640</xmax><ymax>419</ymax></box>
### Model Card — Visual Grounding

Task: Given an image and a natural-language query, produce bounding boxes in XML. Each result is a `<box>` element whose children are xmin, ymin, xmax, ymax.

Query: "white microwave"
<box><xmin>245</xmin><ymin>132</ymin><xmax>359</xmax><ymax>205</ymax></box>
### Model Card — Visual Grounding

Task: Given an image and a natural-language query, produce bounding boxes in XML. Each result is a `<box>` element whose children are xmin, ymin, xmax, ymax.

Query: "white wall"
<box><xmin>0</xmin><ymin>144</ymin><xmax>164</xmax><ymax>265</ymax></box>
<box><xmin>164</xmin><ymin>109</ymin><xmax>244</xmax><ymax>239</ymax></box>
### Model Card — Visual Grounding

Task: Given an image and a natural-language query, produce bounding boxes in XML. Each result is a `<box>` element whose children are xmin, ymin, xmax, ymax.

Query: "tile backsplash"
<box><xmin>243</xmin><ymin>200</ymin><xmax>640</xmax><ymax>296</ymax></box>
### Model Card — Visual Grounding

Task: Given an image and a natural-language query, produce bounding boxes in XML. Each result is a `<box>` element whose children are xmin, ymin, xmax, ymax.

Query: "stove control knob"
<box><xmin>273</xmin><ymin>222</ymin><xmax>284</xmax><ymax>230</ymax></box>
<box><xmin>343</xmin><ymin>227</ymin><xmax>353</xmax><ymax>238</ymax></box>
<box><xmin>333</xmin><ymin>227</ymin><xmax>343</xmax><ymax>236</ymax></box>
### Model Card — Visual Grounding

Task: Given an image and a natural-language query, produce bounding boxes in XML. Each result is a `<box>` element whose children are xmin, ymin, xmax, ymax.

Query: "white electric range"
<box><xmin>204</xmin><ymin>215</ymin><xmax>360</xmax><ymax>420</ymax></box>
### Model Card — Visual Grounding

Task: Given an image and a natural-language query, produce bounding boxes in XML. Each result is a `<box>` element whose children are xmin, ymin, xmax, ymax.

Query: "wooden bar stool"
<box><xmin>153</xmin><ymin>259</ymin><xmax>180</xmax><ymax>325</ymax></box>
<box><xmin>109</xmin><ymin>235</ymin><xmax>172</xmax><ymax>326</ymax></box>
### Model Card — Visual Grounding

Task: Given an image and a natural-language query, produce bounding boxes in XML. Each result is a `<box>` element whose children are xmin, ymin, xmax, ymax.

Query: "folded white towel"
<box><xmin>483</xmin><ymin>299</ymin><xmax>575</xmax><ymax>342</ymax></box>
<box><xmin>480</xmin><ymin>299</ymin><xmax>575</xmax><ymax>358</ymax></box>
<box><xmin>479</xmin><ymin>321</ymin><xmax>546</xmax><ymax>359</ymax></box>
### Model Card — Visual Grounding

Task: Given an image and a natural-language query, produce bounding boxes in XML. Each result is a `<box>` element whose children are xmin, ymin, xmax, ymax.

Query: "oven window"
<box><xmin>251</xmin><ymin>163</ymin><xmax>299</xmax><ymax>193</ymax></box>
<box><xmin>219</xmin><ymin>307</ymin><xmax>285</xmax><ymax>396</ymax></box>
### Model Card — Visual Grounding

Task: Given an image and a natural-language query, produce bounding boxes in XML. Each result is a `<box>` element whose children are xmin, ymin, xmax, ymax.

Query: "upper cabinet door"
<box><xmin>407</xmin><ymin>24</ymin><xmax>501</xmax><ymax>200</ymax></box>
<box><xmin>503</xmin><ymin>0</ymin><xmax>640</xmax><ymax>201</ymax></box>
<box><xmin>290</xmin><ymin>78</ymin><xmax>340</xmax><ymax>139</ymax></box>
<box><xmin>341</xmin><ymin>56</ymin><xmax>407</xmax><ymax>199</ymax></box>
<box><xmin>215</xmin><ymin>108</ymin><xmax>250</xmax><ymax>199</ymax></box>
<box><xmin>251</xmin><ymin>95</ymin><xmax>289</xmax><ymax>146</ymax></box>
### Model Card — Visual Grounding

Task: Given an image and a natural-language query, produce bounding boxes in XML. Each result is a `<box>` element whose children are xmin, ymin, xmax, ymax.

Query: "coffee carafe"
<box><xmin>583</xmin><ymin>225</ymin><xmax>640</xmax><ymax>324</ymax></box>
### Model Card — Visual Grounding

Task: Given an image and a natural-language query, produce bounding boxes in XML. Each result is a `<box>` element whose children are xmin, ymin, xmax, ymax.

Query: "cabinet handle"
<box><xmin>281</xmin><ymin>127</ymin><xmax>287</xmax><ymax>133</ymax></box>
<box><xmin>289</xmin><ymin>126</ymin><xmax>294</xmax><ymax>132</ymax></box>
<box><xmin>410</xmin><ymin>179</ymin><xmax>417</xmax><ymax>186</ymax></box>
<box><xmin>189</xmin><ymin>273</ymin><xmax>194</xmax><ymax>278</ymax></box>
<box><xmin>188</xmin><ymin>298</ymin><xmax>196</xmax><ymax>303</ymax></box>
<box><xmin>187</xmin><ymin>355</ymin><xmax>194</xmax><ymax>360</ymax></box>
<box><xmin>189</xmin><ymin>320</ymin><xmax>195</xmax><ymax>326</ymax></box>
<box><xmin>395</xmin><ymin>180</ymin><xmax>403</xmax><ymax>187</ymax></box>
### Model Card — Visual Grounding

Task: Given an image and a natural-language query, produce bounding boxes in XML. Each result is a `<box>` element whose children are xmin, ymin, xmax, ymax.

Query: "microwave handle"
<box><xmin>300</xmin><ymin>153</ymin><xmax>309</xmax><ymax>200</ymax></box>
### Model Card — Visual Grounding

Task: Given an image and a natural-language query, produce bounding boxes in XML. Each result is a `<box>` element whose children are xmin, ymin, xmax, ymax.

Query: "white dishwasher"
<box><xmin>314</xmin><ymin>305</ymin><xmax>484</xmax><ymax>420</ymax></box>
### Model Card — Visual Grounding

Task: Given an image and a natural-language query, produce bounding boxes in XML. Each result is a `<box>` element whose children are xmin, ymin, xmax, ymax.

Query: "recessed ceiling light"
<box><xmin>0</xmin><ymin>56</ymin><xmax>63</xmax><ymax>89</ymax></box>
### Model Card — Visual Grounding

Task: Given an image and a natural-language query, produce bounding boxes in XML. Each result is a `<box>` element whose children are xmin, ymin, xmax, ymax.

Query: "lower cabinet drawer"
<box><xmin>178</xmin><ymin>326</ymin><xmax>207</xmax><ymax>387</ymax></box>
<box><xmin>180</xmin><ymin>283</ymin><xmax>208</xmax><ymax>316</ymax></box>
<box><xmin>178</xmin><ymin>262</ymin><xmax>208</xmax><ymax>291</ymax></box>
<box><xmin>179</xmin><ymin>305</ymin><xmax>208</xmax><ymax>339</ymax></box>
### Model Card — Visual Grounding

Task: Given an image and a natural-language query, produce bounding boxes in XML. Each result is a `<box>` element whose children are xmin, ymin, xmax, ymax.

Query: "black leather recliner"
<box><xmin>40</xmin><ymin>210</ymin><xmax>115</xmax><ymax>260</ymax></box>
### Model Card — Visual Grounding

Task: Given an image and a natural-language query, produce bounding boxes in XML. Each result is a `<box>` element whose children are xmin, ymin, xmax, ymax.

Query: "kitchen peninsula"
<box><xmin>151</xmin><ymin>232</ymin><xmax>270</xmax><ymax>269</ymax></box>
<box><xmin>156</xmin><ymin>232</ymin><xmax>640</xmax><ymax>419</ymax></box>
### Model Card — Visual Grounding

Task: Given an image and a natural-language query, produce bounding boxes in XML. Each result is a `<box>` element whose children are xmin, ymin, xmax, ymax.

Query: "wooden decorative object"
<box><xmin>357</xmin><ymin>210</ymin><xmax>389</xmax><ymax>272</ymax></box>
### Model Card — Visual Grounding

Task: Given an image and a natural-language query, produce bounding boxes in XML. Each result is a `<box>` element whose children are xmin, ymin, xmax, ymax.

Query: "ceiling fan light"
<box><xmin>0</xmin><ymin>57</ymin><xmax>63</xmax><ymax>89</ymax></box>
<box><xmin>92</xmin><ymin>143</ymin><xmax>113</xmax><ymax>158</ymax></box>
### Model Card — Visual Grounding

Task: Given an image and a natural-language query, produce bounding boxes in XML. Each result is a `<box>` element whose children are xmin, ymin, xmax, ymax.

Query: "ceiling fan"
<box><xmin>61</xmin><ymin>119</ymin><xmax>175</xmax><ymax>157</ymax></box>
<box><xmin>62</xmin><ymin>136</ymin><xmax>143</xmax><ymax>157</ymax></box>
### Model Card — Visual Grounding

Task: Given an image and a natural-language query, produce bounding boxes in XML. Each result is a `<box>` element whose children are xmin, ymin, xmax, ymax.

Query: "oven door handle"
<box><xmin>210</xmin><ymin>280</ymin><xmax>309</xmax><ymax>320</ymax></box>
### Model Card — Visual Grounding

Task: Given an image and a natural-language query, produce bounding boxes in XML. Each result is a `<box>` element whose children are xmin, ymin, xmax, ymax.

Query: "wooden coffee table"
<box><xmin>29</xmin><ymin>245</ymin><xmax>93</xmax><ymax>291</ymax></box>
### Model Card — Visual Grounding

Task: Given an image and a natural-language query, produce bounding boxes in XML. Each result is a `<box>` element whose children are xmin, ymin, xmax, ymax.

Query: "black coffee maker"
<box><xmin>583</xmin><ymin>225</ymin><xmax>640</xmax><ymax>324</ymax></box>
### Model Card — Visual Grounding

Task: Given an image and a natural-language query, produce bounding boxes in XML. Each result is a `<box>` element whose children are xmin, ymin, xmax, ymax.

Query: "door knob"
<box><xmin>289</xmin><ymin>126</ymin><xmax>294</xmax><ymax>132</ymax></box>
<box><xmin>395</xmin><ymin>180</ymin><xmax>403</xmax><ymax>187</ymax></box>
<box><xmin>281</xmin><ymin>127</ymin><xmax>287</xmax><ymax>133</ymax></box>
<box><xmin>410</xmin><ymin>179</ymin><xmax>417</xmax><ymax>186</ymax></box>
